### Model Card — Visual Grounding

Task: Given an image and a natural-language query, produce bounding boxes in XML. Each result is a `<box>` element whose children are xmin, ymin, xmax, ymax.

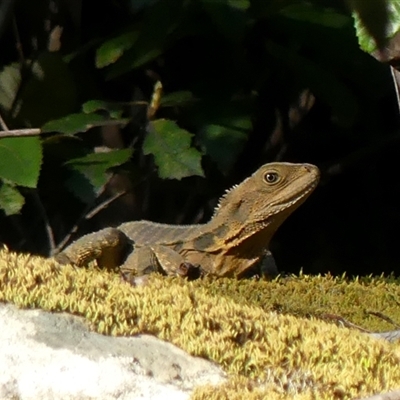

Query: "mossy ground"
<box><xmin>1</xmin><ymin>247</ymin><xmax>400</xmax><ymax>399</ymax></box>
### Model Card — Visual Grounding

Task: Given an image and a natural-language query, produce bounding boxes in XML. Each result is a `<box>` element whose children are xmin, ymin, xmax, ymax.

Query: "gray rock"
<box><xmin>0</xmin><ymin>303</ymin><xmax>225</xmax><ymax>399</ymax></box>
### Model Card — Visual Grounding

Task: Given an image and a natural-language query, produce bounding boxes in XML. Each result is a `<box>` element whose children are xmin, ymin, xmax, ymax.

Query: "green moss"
<box><xmin>195</xmin><ymin>273</ymin><xmax>400</xmax><ymax>332</ymax></box>
<box><xmin>0</xmin><ymin>248</ymin><xmax>400</xmax><ymax>399</ymax></box>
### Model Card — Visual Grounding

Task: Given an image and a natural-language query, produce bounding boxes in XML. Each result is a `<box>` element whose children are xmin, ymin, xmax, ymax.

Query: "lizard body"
<box><xmin>56</xmin><ymin>162</ymin><xmax>320</xmax><ymax>278</ymax></box>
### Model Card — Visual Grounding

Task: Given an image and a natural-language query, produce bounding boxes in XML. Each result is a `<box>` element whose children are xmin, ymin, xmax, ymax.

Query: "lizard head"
<box><xmin>211</xmin><ymin>162</ymin><xmax>320</xmax><ymax>248</ymax></box>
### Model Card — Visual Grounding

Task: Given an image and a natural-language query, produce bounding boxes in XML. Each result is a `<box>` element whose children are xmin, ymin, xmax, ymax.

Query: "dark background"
<box><xmin>0</xmin><ymin>0</ymin><xmax>399</xmax><ymax>277</ymax></box>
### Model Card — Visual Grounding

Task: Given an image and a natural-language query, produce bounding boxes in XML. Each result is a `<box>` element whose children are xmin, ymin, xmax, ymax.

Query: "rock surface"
<box><xmin>0</xmin><ymin>303</ymin><xmax>225</xmax><ymax>399</ymax></box>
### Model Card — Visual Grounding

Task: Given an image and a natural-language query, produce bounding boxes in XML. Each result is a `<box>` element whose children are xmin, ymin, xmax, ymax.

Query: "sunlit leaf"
<box><xmin>96</xmin><ymin>31</ymin><xmax>139</xmax><ymax>68</ymax></box>
<box><xmin>66</xmin><ymin>149</ymin><xmax>133</xmax><ymax>189</ymax></box>
<box><xmin>0</xmin><ymin>63</ymin><xmax>21</xmax><ymax>113</ymax></box>
<box><xmin>0</xmin><ymin>137</ymin><xmax>42</xmax><ymax>188</ymax></box>
<box><xmin>0</xmin><ymin>182</ymin><xmax>25</xmax><ymax>215</ymax></box>
<box><xmin>143</xmin><ymin>119</ymin><xmax>204</xmax><ymax>179</ymax></box>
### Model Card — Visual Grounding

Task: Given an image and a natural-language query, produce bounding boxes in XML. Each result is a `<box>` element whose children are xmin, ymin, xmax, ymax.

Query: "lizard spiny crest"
<box><xmin>208</xmin><ymin>162</ymin><xmax>320</xmax><ymax>250</ymax></box>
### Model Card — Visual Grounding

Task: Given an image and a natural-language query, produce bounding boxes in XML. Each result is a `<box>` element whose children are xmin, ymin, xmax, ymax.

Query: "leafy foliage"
<box><xmin>0</xmin><ymin>182</ymin><xmax>25</xmax><ymax>216</ymax></box>
<box><xmin>0</xmin><ymin>137</ymin><xmax>42</xmax><ymax>187</ymax></box>
<box><xmin>0</xmin><ymin>0</ymin><xmax>398</xmax><ymax>278</ymax></box>
<box><xmin>66</xmin><ymin>149</ymin><xmax>133</xmax><ymax>196</ymax></box>
<box><xmin>143</xmin><ymin>119</ymin><xmax>204</xmax><ymax>179</ymax></box>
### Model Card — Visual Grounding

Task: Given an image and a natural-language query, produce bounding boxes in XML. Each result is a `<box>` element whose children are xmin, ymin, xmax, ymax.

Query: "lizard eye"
<box><xmin>264</xmin><ymin>171</ymin><xmax>280</xmax><ymax>184</ymax></box>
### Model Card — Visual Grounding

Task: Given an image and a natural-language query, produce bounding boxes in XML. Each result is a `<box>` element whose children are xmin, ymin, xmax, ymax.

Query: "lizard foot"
<box><xmin>176</xmin><ymin>262</ymin><xmax>201</xmax><ymax>280</ymax></box>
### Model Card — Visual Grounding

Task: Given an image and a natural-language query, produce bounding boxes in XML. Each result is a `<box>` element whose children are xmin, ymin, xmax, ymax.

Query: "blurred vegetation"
<box><xmin>0</xmin><ymin>0</ymin><xmax>399</xmax><ymax>277</ymax></box>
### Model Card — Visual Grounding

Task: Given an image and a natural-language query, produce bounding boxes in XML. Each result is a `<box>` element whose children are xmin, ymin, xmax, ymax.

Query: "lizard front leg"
<box><xmin>120</xmin><ymin>244</ymin><xmax>199</xmax><ymax>281</ymax></box>
<box><xmin>259</xmin><ymin>250</ymin><xmax>279</xmax><ymax>278</ymax></box>
<box><xmin>55</xmin><ymin>228</ymin><xmax>131</xmax><ymax>269</ymax></box>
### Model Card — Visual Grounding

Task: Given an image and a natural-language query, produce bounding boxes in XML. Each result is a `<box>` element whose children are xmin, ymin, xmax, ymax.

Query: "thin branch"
<box><xmin>31</xmin><ymin>190</ymin><xmax>56</xmax><ymax>254</ymax></box>
<box><xmin>320</xmin><ymin>313</ymin><xmax>370</xmax><ymax>333</ymax></box>
<box><xmin>0</xmin><ymin>114</ymin><xmax>9</xmax><ymax>131</ymax></box>
<box><xmin>53</xmin><ymin>169</ymin><xmax>153</xmax><ymax>255</ymax></box>
<box><xmin>390</xmin><ymin>66</ymin><xmax>400</xmax><ymax>115</ymax></box>
<box><xmin>0</xmin><ymin>128</ymin><xmax>41</xmax><ymax>138</ymax></box>
<box><xmin>52</xmin><ymin>173</ymin><xmax>127</xmax><ymax>255</ymax></box>
<box><xmin>12</xmin><ymin>15</ymin><xmax>25</xmax><ymax>65</ymax></box>
<box><xmin>85</xmin><ymin>190</ymin><xmax>127</xmax><ymax>220</ymax></box>
<box><xmin>367</xmin><ymin>311</ymin><xmax>400</xmax><ymax>329</ymax></box>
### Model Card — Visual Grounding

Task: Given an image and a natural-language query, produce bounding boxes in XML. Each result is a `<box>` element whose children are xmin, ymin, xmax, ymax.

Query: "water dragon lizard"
<box><xmin>55</xmin><ymin>162</ymin><xmax>320</xmax><ymax>279</ymax></box>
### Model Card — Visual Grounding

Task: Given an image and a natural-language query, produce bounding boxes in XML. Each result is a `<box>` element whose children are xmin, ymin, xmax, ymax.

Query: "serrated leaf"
<box><xmin>0</xmin><ymin>137</ymin><xmax>42</xmax><ymax>188</ymax></box>
<box><xmin>350</xmin><ymin>0</ymin><xmax>394</xmax><ymax>53</ymax></box>
<box><xmin>96</xmin><ymin>31</ymin><xmax>139</xmax><ymax>68</ymax></box>
<box><xmin>66</xmin><ymin>149</ymin><xmax>133</xmax><ymax>189</ymax></box>
<box><xmin>143</xmin><ymin>119</ymin><xmax>204</xmax><ymax>180</ymax></box>
<box><xmin>0</xmin><ymin>63</ymin><xmax>21</xmax><ymax>113</ymax></box>
<box><xmin>0</xmin><ymin>182</ymin><xmax>25</xmax><ymax>215</ymax></box>
<box><xmin>42</xmin><ymin>113</ymin><xmax>108</xmax><ymax>134</ymax></box>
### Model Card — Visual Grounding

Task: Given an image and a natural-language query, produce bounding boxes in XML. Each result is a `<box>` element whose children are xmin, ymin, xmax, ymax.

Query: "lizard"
<box><xmin>55</xmin><ymin>162</ymin><xmax>320</xmax><ymax>280</ymax></box>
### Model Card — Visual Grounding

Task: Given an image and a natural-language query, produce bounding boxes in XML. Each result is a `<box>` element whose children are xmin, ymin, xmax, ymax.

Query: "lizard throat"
<box><xmin>220</xmin><ymin>178</ymin><xmax>319</xmax><ymax>250</ymax></box>
<box><xmin>265</xmin><ymin>179</ymin><xmax>319</xmax><ymax>218</ymax></box>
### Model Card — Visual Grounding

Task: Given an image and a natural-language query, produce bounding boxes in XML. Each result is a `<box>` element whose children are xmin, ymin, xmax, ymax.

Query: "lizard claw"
<box><xmin>176</xmin><ymin>262</ymin><xmax>201</xmax><ymax>280</ymax></box>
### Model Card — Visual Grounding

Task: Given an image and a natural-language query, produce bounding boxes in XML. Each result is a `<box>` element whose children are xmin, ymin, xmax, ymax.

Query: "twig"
<box><xmin>52</xmin><ymin>173</ymin><xmax>128</xmax><ymax>255</ymax></box>
<box><xmin>12</xmin><ymin>14</ymin><xmax>25</xmax><ymax>65</ymax></box>
<box><xmin>0</xmin><ymin>114</ymin><xmax>9</xmax><ymax>131</ymax></box>
<box><xmin>390</xmin><ymin>66</ymin><xmax>400</xmax><ymax>115</ymax></box>
<box><xmin>53</xmin><ymin>167</ymin><xmax>153</xmax><ymax>255</ymax></box>
<box><xmin>367</xmin><ymin>311</ymin><xmax>400</xmax><ymax>329</ymax></box>
<box><xmin>322</xmin><ymin>312</ymin><xmax>400</xmax><ymax>343</ymax></box>
<box><xmin>31</xmin><ymin>190</ymin><xmax>56</xmax><ymax>254</ymax></box>
<box><xmin>85</xmin><ymin>190</ymin><xmax>127</xmax><ymax>219</ymax></box>
<box><xmin>0</xmin><ymin>128</ymin><xmax>41</xmax><ymax>138</ymax></box>
<box><xmin>320</xmin><ymin>313</ymin><xmax>370</xmax><ymax>333</ymax></box>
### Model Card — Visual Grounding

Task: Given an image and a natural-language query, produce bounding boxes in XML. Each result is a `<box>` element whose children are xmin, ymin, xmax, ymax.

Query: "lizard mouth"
<box><xmin>267</xmin><ymin>178</ymin><xmax>319</xmax><ymax>216</ymax></box>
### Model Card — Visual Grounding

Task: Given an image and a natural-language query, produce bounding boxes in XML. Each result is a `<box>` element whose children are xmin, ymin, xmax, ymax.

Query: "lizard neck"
<box><xmin>189</xmin><ymin>187</ymin><xmax>311</xmax><ymax>255</ymax></box>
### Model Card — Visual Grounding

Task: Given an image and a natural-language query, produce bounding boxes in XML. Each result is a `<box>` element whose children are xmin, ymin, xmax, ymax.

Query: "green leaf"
<box><xmin>0</xmin><ymin>137</ymin><xmax>42</xmax><ymax>188</ymax></box>
<box><xmin>228</xmin><ymin>0</ymin><xmax>250</xmax><ymax>11</ymax></box>
<box><xmin>96</xmin><ymin>31</ymin><xmax>139</xmax><ymax>68</ymax></box>
<box><xmin>198</xmin><ymin>116</ymin><xmax>250</xmax><ymax>173</ymax></box>
<box><xmin>200</xmin><ymin>0</ymin><xmax>248</xmax><ymax>43</ymax></box>
<box><xmin>0</xmin><ymin>63</ymin><xmax>21</xmax><ymax>113</ymax></box>
<box><xmin>107</xmin><ymin>0</ymin><xmax>185</xmax><ymax>79</ymax></box>
<box><xmin>66</xmin><ymin>149</ymin><xmax>133</xmax><ymax>189</ymax></box>
<box><xmin>350</xmin><ymin>0</ymin><xmax>393</xmax><ymax>53</ymax></box>
<box><xmin>160</xmin><ymin>91</ymin><xmax>196</xmax><ymax>107</ymax></box>
<box><xmin>186</xmin><ymin>98</ymin><xmax>252</xmax><ymax>173</ymax></box>
<box><xmin>82</xmin><ymin>100</ymin><xmax>124</xmax><ymax>119</ymax></box>
<box><xmin>42</xmin><ymin>113</ymin><xmax>108</xmax><ymax>135</ymax></box>
<box><xmin>143</xmin><ymin>119</ymin><xmax>204</xmax><ymax>179</ymax></box>
<box><xmin>15</xmin><ymin>52</ymin><xmax>77</xmax><ymax>126</ymax></box>
<box><xmin>0</xmin><ymin>182</ymin><xmax>25</xmax><ymax>215</ymax></box>
<box><xmin>64</xmin><ymin>171</ymin><xmax>98</xmax><ymax>204</ymax></box>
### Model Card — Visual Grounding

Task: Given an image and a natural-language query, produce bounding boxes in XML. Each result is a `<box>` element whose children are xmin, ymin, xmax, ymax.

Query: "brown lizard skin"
<box><xmin>55</xmin><ymin>162</ymin><xmax>320</xmax><ymax>279</ymax></box>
